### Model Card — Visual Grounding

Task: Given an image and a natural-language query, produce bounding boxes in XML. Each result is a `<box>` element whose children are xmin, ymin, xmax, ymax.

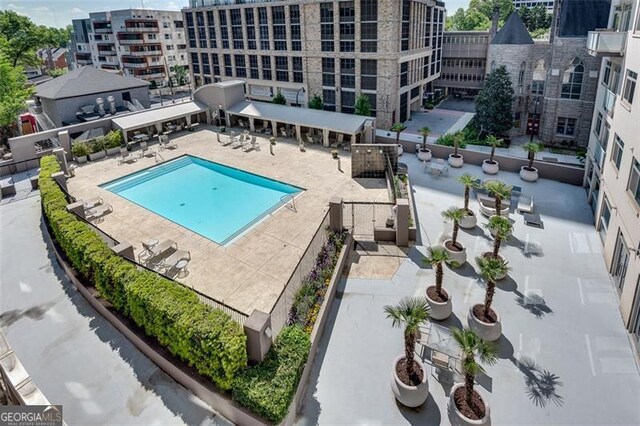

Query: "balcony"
<box><xmin>593</xmin><ymin>141</ymin><xmax>606</xmax><ymax>170</ymax></box>
<box><xmin>121</xmin><ymin>26</ymin><xmax>159</xmax><ymax>33</ymax></box>
<box><xmin>602</xmin><ymin>87</ymin><xmax>616</xmax><ymax>117</ymax></box>
<box><xmin>136</xmin><ymin>72</ymin><xmax>165</xmax><ymax>80</ymax></box>
<box><xmin>76</xmin><ymin>58</ymin><xmax>93</xmax><ymax>65</ymax></box>
<box><xmin>118</xmin><ymin>38</ymin><xmax>145</xmax><ymax>45</ymax></box>
<box><xmin>587</xmin><ymin>30</ymin><xmax>626</xmax><ymax>57</ymax></box>
<box><xmin>94</xmin><ymin>26</ymin><xmax>113</xmax><ymax>34</ymax></box>
<box><xmin>97</xmin><ymin>49</ymin><xmax>116</xmax><ymax>56</ymax></box>
<box><xmin>122</xmin><ymin>50</ymin><xmax>163</xmax><ymax>57</ymax></box>
<box><xmin>123</xmin><ymin>62</ymin><xmax>149</xmax><ymax>69</ymax></box>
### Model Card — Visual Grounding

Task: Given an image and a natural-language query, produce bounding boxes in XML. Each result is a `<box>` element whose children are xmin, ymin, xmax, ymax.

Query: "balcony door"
<box><xmin>611</xmin><ymin>231</ymin><xmax>630</xmax><ymax>293</ymax></box>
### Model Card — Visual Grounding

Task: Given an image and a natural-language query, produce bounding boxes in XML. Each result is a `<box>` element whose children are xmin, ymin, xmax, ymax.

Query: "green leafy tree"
<box><xmin>452</xmin><ymin>132</ymin><xmax>465</xmax><ymax>157</ymax></box>
<box><xmin>423</xmin><ymin>247</ymin><xmax>451</xmax><ymax>299</ymax></box>
<box><xmin>470</xmin><ymin>0</ymin><xmax>515</xmax><ymax>23</ymax></box>
<box><xmin>171</xmin><ymin>65</ymin><xmax>189</xmax><ymax>86</ymax></box>
<box><xmin>485</xmin><ymin>215</ymin><xmax>512</xmax><ymax>258</ymax></box>
<box><xmin>476</xmin><ymin>255</ymin><xmax>509</xmax><ymax>317</ymax></box>
<box><xmin>0</xmin><ymin>58</ymin><xmax>34</xmax><ymax>143</ymax></box>
<box><xmin>419</xmin><ymin>126</ymin><xmax>431</xmax><ymax>151</ymax></box>
<box><xmin>485</xmin><ymin>135</ymin><xmax>503</xmax><ymax>163</ymax></box>
<box><xmin>272</xmin><ymin>91</ymin><xmax>287</xmax><ymax>105</ymax></box>
<box><xmin>0</xmin><ymin>11</ymin><xmax>43</xmax><ymax>67</ymax></box>
<box><xmin>483</xmin><ymin>180</ymin><xmax>512</xmax><ymax>216</ymax></box>
<box><xmin>452</xmin><ymin>327</ymin><xmax>498</xmax><ymax>413</ymax></box>
<box><xmin>308</xmin><ymin>94</ymin><xmax>323</xmax><ymax>110</ymax></box>
<box><xmin>475</xmin><ymin>65</ymin><xmax>514</xmax><ymax>136</ymax></box>
<box><xmin>390</xmin><ymin>123</ymin><xmax>407</xmax><ymax>145</ymax></box>
<box><xmin>354</xmin><ymin>94</ymin><xmax>371</xmax><ymax>116</ymax></box>
<box><xmin>384</xmin><ymin>297</ymin><xmax>430</xmax><ymax>384</ymax></box>
<box><xmin>48</xmin><ymin>68</ymin><xmax>67</xmax><ymax>78</ymax></box>
<box><xmin>442</xmin><ymin>207</ymin><xmax>467</xmax><ymax>251</ymax></box>
<box><xmin>457</xmin><ymin>173</ymin><xmax>480</xmax><ymax>213</ymax></box>
<box><xmin>447</xmin><ymin>7</ymin><xmax>491</xmax><ymax>30</ymax></box>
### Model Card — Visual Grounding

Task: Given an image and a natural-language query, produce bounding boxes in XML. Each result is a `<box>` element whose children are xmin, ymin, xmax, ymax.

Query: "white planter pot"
<box><xmin>467</xmin><ymin>304</ymin><xmax>502</xmax><ymax>342</ymax></box>
<box><xmin>448</xmin><ymin>383</ymin><xmax>491</xmax><ymax>426</ymax></box>
<box><xmin>75</xmin><ymin>156</ymin><xmax>87</xmax><ymax>164</ymax></box>
<box><xmin>106</xmin><ymin>147</ymin><xmax>121</xmax><ymax>156</ymax></box>
<box><xmin>449</xmin><ymin>154</ymin><xmax>464</xmax><ymax>168</ymax></box>
<box><xmin>417</xmin><ymin>149</ymin><xmax>432</xmax><ymax>162</ymax></box>
<box><xmin>397</xmin><ymin>144</ymin><xmax>404</xmax><ymax>156</ymax></box>
<box><xmin>390</xmin><ymin>355</ymin><xmax>429</xmax><ymax>407</ymax></box>
<box><xmin>482</xmin><ymin>160</ymin><xmax>499</xmax><ymax>175</ymax></box>
<box><xmin>519</xmin><ymin>166</ymin><xmax>539</xmax><ymax>182</ymax></box>
<box><xmin>426</xmin><ymin>286</ymin><xmax>453</xmax><ymax>320</ymax></box>
<box><xmin>88</xmin><ymin>150</ymin><xmax>106</xmax><ymax>161</ymax></box>
<box><xmin>443</xmin><ymin>239</ymin><xmax>467</xmax><ymax>267</ymax></box>
<box><xmin>459</xmin><ymin>211</ymin><xmax>477</xmax><ymax>230</ymax></box>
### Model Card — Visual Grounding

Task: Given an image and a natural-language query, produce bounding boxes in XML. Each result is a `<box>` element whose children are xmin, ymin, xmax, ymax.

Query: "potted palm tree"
<box><xmin>424</xmin><ymin>247</ymin><xmax>453</xmax><ymax>320</ymax></box>
<box><xmin>483</xmin><ymin>180</ymin><xmax>512</xmax><ymax>217</ymax></box>
<box><xmin>391</xmin><ymin>123</ymin><xmax>407</xmax><ymax>156</ymax></box>
<box><xmin>482</xmin><ymin>135</ymin><xmax>503</xmax><ymax>175</ymax></box>
<box><xmin>484</xmin><ymin>215</ymin><xmax>512</xmax><ymax>280</ymax></box>
<box><xmin>442</xmin><ymin>207</ymin><xmax>467</xmax><ymax>267</ymax></box>
<box><xmin>417</xmin><ymin>126</ymin><xmax>432</xmax><ymax>161</ymax></box>
<box><xmin>520</xmin><ymin>142</ymin><xmax>543</xmax><ymax>182</ymax></box>
<box><xmin>384</xmin><ymin>297</ymin><xmax>430</xmax><ymax>407</ymax></box>
<box><xmin>448</xmin><ymin>132</ymin><xmax>464</xmax><ymax>168</ymax></box>
<box><xmin>449</xmin><ymin>327</ymin><xmax>497</xmax><ymax>425</ymax></box>
<box><xmin>458</xmin><ymin>174</ymin><xmax>479</xmax><ymax>229</ymax></box>
<box><xmin>468</xmin><ymin>256</ymin><xmax>506</xmax><ymax>342</ymax></box>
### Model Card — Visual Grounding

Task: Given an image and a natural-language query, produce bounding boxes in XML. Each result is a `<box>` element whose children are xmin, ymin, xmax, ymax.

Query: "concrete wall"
<box><xmin>40</xmin><ymin>87</ymin><xmax>150</xmax><ymax>127</ymax></box>
<box><xmin>193</xmin><ymin>81</ymin><xmax>246</xmax><ymax>111</ymax></box>
<box><xmin>351</xmin><ymin>143</ymin><xmax>398</xmax><ymax>178</ymax></box>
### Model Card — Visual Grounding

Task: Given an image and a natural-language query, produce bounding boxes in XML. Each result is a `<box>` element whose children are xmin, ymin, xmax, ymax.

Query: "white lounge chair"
<box><xmin>141</xmin><ymin>239</ymin><xmax>178</xmax><ymax>264</ymax></box>
<box><xmin>139</xmin><ymin>141</ymin><xmax>152</xmax><ymax>158</ymax></box>
<box><xmin>118</xmin><ymin>147</ymin><xmax>137</xmax><ymax>165</ymax></box>
<box><xmin>164</xmin><ymin>138</ymin><xmax>178</xmax><ymax>150</ymax></box>
<box><xmin>160</xmin><ymin>249</ymin><xmax>191</xmax><ymax>275</ymax></box>
<box><xmin>85</xmin><ymin>203</ymin><xmax>112</xmax><ymax>221</ymax></box>
<box><xmin>517</xmin><ymin>194</ymin><xmax>534</xmax><ymax>214</ymax></box>
<box><xmin>82</xmin><ymin>197</ymin><xmax>103</xmax><ymax>209</ymax></box>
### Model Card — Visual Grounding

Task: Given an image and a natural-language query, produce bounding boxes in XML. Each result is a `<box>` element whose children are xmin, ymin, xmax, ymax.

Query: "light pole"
<box><xmin>295</xmin><ymin>87</ymin><xmax>306</xmax><ymax>107</ymax></box>
<box><xmin>530</xmin><ymin>96</ymin><xmax>540</xmax><ymax>143</ymax></box>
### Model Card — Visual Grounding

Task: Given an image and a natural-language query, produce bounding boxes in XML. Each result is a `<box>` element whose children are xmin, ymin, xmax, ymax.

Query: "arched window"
<box><xmin>561</xmin><ymin>58</ymin><xmax>584</xmax><ymax>100</ymax></box>
<box><xmin>518</xmin><ymin>61</ymin><xmax>526</xmax><ymax>93</ymax></box>
<box><xmin>531</xmin><ymin>59</ymin><xmax>546</xmax><ymax>96</ymax></box>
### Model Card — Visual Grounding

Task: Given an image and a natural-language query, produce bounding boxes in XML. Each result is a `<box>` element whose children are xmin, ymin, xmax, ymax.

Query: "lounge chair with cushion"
<box><xmin>118</xmin><ymin>147</ymin><xmax>137</xmax><ymax>165</ymax></box>
<box><xmin>142</xmin><ymin>239</ymin><xmax>178</xmax><ymax>264</ymax></box>
<box><xmin>138</xmin><ymin>141</ymin><xmax>152</xmax><ymax>158</ymax></box>
<box><xmin>517</xmin><ymin>194</ymin><xmax>534</xmax><ymax>214</ymax></box>
<box><xmin>82</xmin><ymin>197</ymin><xmax>103</xmax><ymax>209</ymax></box>
<box><xmin>160</xmin><ymin>249</ymin><xmax>191</xmax><ymax>275</ymax></box>
<box><xmin>164</xmin><ymin>138</ymin><xmax>178</xmax><ymax>150</ymax></box>
<box><xmin>85</xmin><ymin>203</ymin><xmax>112</xmax><ymax>221</ymax></box>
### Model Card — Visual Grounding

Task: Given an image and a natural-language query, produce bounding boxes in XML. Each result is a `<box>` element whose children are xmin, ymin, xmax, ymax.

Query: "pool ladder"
<box><xmin>154</xmin><ymin>151</ymin><xmax>165</xmax><ymax>164</ymax></box>
<box><xmin>281</xmin><ymin>194</ymin><xmax>296</xmax><ymax>212</ymax></box>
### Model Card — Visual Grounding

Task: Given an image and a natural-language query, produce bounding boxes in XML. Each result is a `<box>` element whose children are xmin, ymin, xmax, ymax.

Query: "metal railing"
<box><xmin>343</xmin><ymin>200</ymin><xmax>395</xmax><ymax>240</ymax></box>
<box><xmin>269</xmin><ymin>211</ymin><xmax>330</xmax><ymax>335</ymax></box>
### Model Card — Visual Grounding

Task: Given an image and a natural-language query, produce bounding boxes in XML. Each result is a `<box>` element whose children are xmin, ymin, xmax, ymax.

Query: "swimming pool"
<box><xmin>101</xmin><ymin>155</ymin><xmax>303</xmax><ymax>245</ymax></box>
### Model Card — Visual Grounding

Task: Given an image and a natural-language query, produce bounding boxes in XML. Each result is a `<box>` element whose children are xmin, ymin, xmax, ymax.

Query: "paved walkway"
<box><xmin>0</xmin><ymin>196</ymin><xmax>230</xmax><ymax>425</ymax></box>
<box><xmin>297</xmin><ymin>159</ymin><xmax>640</xmax><ymax>424</ymax></box>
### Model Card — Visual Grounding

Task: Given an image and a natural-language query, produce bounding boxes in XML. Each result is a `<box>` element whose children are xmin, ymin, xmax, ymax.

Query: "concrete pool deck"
<box><xmin>67</xmin><ymin>126</ymin><xmax>389</xmax><ymax>316</ymax></box>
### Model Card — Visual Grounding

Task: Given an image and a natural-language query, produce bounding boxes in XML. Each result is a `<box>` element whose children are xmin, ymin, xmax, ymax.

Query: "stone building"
<box><xmin>183</xmin><ymin>0</ymin><xmax>446</xmax><ymax>128</ymax></box>
<box><xmin>486</xmin><ymin>0</ymin><xmax>610</xmax><ymax>147</ymax></box>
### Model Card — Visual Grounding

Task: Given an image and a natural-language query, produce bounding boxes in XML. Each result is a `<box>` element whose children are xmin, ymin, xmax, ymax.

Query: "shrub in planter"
<box><xmin>441</xmin><ymin>207</ymin><xmax>467</xmax><ymax>267</ymax></box>
<box><xmin>331</xmin><ymin>149</ymin><xmax>339</xmax><ymax>159</ymax></box>
<box><xmin>71</xmin><ymin>141</ymin><xmax>90</xmax><ymax>162</ymax></box>
<box><xmin>449</xmin><ymin>132</ymin><xmax>465</xmax><ymax>167</ymax></box>
<box><xmin>521</xmin><ymin>142</ymin><xmax>543</xmax><ymax>181</ymax></box>
<box><xmin>87</xmin><ymin>137</ymin><xmax>106</xmax><ymax>160</ymax></box>
<box><xmin>482</xmin><ymin>135</ymin><xmax>503</xmax><ymax>175</ymax></box>
<box><xmin>457</xmin><ymin>173</ymin><xmax>480</xmax><ymax>229</ymax></box>
<box><xmin>418</xmin><ymin>126</ymin><xmax>432</xmax><ymax>161</ymax></box>
<box><xmin>468</xmin><ymin>256</ymin><xmax>508</xmax><ymax>342</ymax></box>
<box><xmin>104</xmin><ymin>130</ymin><xmax>123</xmax><ymax>155</ymax></box>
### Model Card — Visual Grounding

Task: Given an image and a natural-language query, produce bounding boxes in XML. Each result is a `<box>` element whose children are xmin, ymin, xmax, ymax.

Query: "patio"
<box><xmin>296</xmin><ymin>158</ymin><xmax>640</xmax><ymax>424</ymax></box>
<box><xmin>66</xmin><ymin>125</ymin><xmax>389</xmax><ymax>316</ymax></box>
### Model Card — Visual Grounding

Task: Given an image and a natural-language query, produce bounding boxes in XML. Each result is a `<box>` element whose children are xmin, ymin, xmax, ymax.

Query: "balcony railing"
<box><xmin>593</xmin><ymin>141</ymin><xmax>606</xmax><ymax>170</ymax></box>
<box><xmin>122</xmin><ymin>50</ymin><xmax>162</xmax><ymax>57</ymax></box>
<box><xmin>118</xmin><ymin>39</ymin><xmax>145</xmax><ymax>45</ymax></box>
<box><xmin>603</xmin><ymin>87</ymin><xmax>616</xmax><ymax>117</ymax></box>
<box><xmin>121</xmin><ymin>26</ymin><xmax>159</xmax><ymax>33</ymax></box>
<box><xmin>94</xmin><ymin>27</ymin><xmax>113</xmax><ymax>34</ymax></box>
<box><xmin>97</xmin><ymin>49</ymin><xmax>116</xmax><ymax>56</ymax></box>
<box><xmin>77</xmin><ymin>59</ymin><xmax>93</xmax><ymax>65</ymax></box>
<box><xmin>136</xmin><ymin>72</ymin><xmax>165</xmax><ymax>79</ymax></box>
<box><xmin>587</xmin><ymin>30</ymin><xmax>626</xmax><ymax>57</ymax></box>
<box><xmin>123</xmin><ymin>62</ymin><xmax>149</xmax><ymax>69</ymax></box>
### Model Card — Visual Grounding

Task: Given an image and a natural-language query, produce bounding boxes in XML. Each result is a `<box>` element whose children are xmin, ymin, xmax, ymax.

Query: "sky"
<box><xmin>4</xmin><ymin>0</ymin><xmax>473</xmax><ymax>28</ymax></box>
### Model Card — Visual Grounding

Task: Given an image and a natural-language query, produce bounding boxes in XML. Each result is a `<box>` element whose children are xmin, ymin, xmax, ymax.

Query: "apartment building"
<box><xmin>69</xmin><ymin>9</ymin><xmax>189</xmax><ymax>87</ymax></box>
<box><xmin>586</xmin><ymin>0</ymin><xmax>640</xmax><ymax>354</ymax></box>
<box><xmin>434</xmin><ymin>31</ymin><xmax>490</xmax><ymax>98</ymax></box>
<box><xmin>183</xmin><ymin>0</ymin><xmax>446</xmax><ymax>128</ymax></box>
<box><xmin>513</xmin><ymin>0</ymin><xmax>555</xmax><ymax>11</ymax></box>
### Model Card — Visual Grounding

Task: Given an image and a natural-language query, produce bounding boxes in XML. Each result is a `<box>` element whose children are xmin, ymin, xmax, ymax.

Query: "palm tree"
<box><xmin>442</xmin><ymin>207</ymin><xmax>467</xmax><ymax>250</ymax></box>
<box><xmin>485</xmin><ymin>135</ymin><xmax>503</xmax><ymax>164</ymax></box>
<box><xmin>452</xmin><ymin>132</ymin><xmax>464</xmax><ymax>157</ymax></box>
<box><xmin>485</xmin><ymin>215</ymin><xmax>513</xmax><ymax>258</ymax></box>
<box><xmin>476</xmin><ymin>256</ymin><xmax>508</xmax><ymax>318</ymax></box>
<box><xmin>423</xmin><ymin>247</ymin><xmax>451</xmax><ymax>299</ymax></box>
<box><xmin>457</xmin><ymin>173</ymin><xmax>479</xmax><ymax>213</ymax></box>
<box><xmin>419</xmin><ymin>126</ymin><xmax>431</xmax><ymax>151</ymax></box>
<box><xmin>391</xmin><ymin>123</ymin><xmax>407</xmax><ymax>145</ymax></box>
<box><xmin>483</xmin><ymin>180</ymin><xmax>512</xmax><ymax>216</ymax></box>
<box><xmin>522</xmin><ymin>142</ymin><xmax>543</xmax><ymax>170</ymax></box>
<box><xmin>452</xmin><ymin>327</ymin><xmax>498</xmax><ymax>410</ymax></box>
<box><xmin>384</xmin><ymin>297</ymin><xmax>430</xmax><ymax>384</ymax></box>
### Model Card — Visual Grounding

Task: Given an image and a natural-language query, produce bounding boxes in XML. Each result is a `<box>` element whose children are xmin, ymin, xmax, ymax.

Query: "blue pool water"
<box><xmin>101</xmin><ymin>155</ymin><xmax>302</xmax><ymax>245</ymax></box>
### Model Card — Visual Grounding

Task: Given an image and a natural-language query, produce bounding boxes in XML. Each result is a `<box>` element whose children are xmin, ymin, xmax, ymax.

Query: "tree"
<box><xmin>470</xmin><ymin>0</ymin><xmax>515</xmax><ymax>23</ymax></box>
<box><xmin>476</xmin><ymin>255</ymin><xmax>509</xmax><ymax>318</ymax></box>
<box><xmin>354</xmin><ymin>94</ymin><xmax>371</xmax><ymax>116</ymax></box>
<box><xmin>442</xmin><ymin>207</ymin><xmax>467</xmax><ymax>251</ymax></box>
<box><xmin>483</xmin><ymin>180</ymin><xmax>512</xmax><ymax>217</ymax></box>
<box><xmin>171</xmin><ymin>65</ymin><xmax>189</xmax><ymax>86</ymax></box>
<box><xmin>390</xmin><ymin>123</ymin><xmax>407</xmax><ymax>145</ymax></box>
<box><xmin>419</xmin><ymin>126</ymin><xmax>431</xmax><ymax>151</ymax></box>
<box><xmin>0</xmin><ymin>11</ymin><xmax>42</xmax><ymax>67</ymax></box>
<box><xmin>457</xmin><ymin>173</ymin><xmax>479</xmax><ymax>213</ymax></box>
<box><xmin>522</xmin><ymin>142</ymin><xmax>543</xmax><ymax>170</ymax></box>
<box><xmin>308</xmin><ymin>94</ymin><xmax>323</xmax><ymax>110</ymax></box>
<box><xmin>485</xmin><ymin>135</ymin><xmax>503</xmax><ymax>164</ymax></box>
<box><xmin>423</xmin><ymin>247</ymin><xmax>451</xmax><ymax>299</ymax></box>
<box><xmin>447</xmin><ymin>7</ymin><xmax>491</xmax><ymax>31</ymax></box>
<box><xmin>384</xmin><ymin>297</ymin><xmax>430</xmax><ymax>385</ymax></box>
<box><xmin>452</xmin><ymin>327</ymin><xmax>498</xmax><ymax>415</ymax></box>
<box><xmin>452</xmin><ymin>132</ymin><xmax>464</xmax><ymax>157</ymax></box>
<box><xmin>0</xmin><ymin>58</ymin><xmax>34</xmax><ymax>144</ymax></box>
<box><xmin>475</xmin><ymin>65</ymin><xmax>514</xmax><ymax>136</ymax></box>
<box><xmin>48</xmin><ymin>68</ymin><xmax>67</xmax><ymax>78</ymax></box>
<box><xmin>272</xmin><ymin>91</ymin><xmax>287</xmax><ymax>105</ymax></box>
<box><xmin>485</xmin><ymin>215</ymin><xmax>512</xmax><ymax>258</ymax></box>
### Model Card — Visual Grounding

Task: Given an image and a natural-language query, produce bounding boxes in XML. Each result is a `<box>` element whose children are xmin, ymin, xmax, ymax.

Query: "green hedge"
<box><xmin>232</xmin><ymin>326</ymin><xmax>311</xmax><ymax>423</ymax></box>
<box><xmin>39</xmin><ymin>156</ymin><xmax>247</xmax><ymax>390</ymax></box>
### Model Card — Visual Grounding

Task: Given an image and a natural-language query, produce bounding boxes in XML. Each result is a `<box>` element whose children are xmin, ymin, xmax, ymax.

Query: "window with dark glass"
<box><xmin>275</xmin><ymin>56</ymin><xmax>288</xmax><ymax>82</ymax></box>
<box><xmin>188</xmin><ymin>27</ymin><xmax>197</xmax><ymax>48</ymax></box>
<box><xmin>561</xmin><ymin>58</ymin><xmax>584</xmax><ymax>100</ymax></box>
<box><xmin>206</xmin><ymin>11</ymin><xmax>217</xmax><ymax>48</ymax></box>
<box><xmin>400</xmin><ymin>62</ymin><xmax>408</xmax><ymax>87</ymax></box>
<box><xmin>230</xmin><ymin>9</ymin><xmax>244</xmax><ymax>49</ymax></box>
<box><xmin>339</xmin><ymin>1</ymin><xmax>355</xmax><ymax>52</ymax></box>
<box><xmin>262</xmin><ymin>55</ymin><xmax>272</xmax><ymax>80</ymax></box>
<box><xmin>257</xmin><ymin>8</ymin><xmax>269</xmax><ymax>50</ymax></box>
<box><xmin>556</xmin><ymin>117</ymin><xmax>576</xmax><ymax>136</ymax></box>
<box><xmin>290</xmin><ymin>5</ymin><xmax>301</xmax><ymax>51</ymax></box>
<box><xmin>272</xmin><ymin>6</ymin><xmax>287</xmax><ymax>50</ymax></box>
<box><xmin>399</xmin><ymin>92</ymin><xmax>408</xmax><ymax>122</ymax></box>
<box><xmin>292</xmin><ymin>57</ymin><xmax>303</xmax><ymax>83</ymax></box>
<box><xmin>320</xmin><ymin>3</ymin><xmax>334</xmax><ymax>52</ymax></box>
<box><xmin>361</xmin><ymin>59</ymin><xmax>377</xmax><ymax>91</ymax></box>
<box><xmin>249</xmin><ymin>55</ymin><xmax>259</xmax><ymax>79</ymax></box>
<box><xmin>360</xmin><ymin>0</ymin><xmax>377</xmax><ymax>52</ymax></box>
<box><xmin>341</xmin><ymin>90</ymin><xmax>355</xmax><ymax>113</ymax></box>
<box><xmin>219</xmin><ymin>10</ymin><xmax>229</xmax><ymax>49</ymax></box>
<box><xmin>201</xmin><ymin>52</ymin><xmax>210</xmax><ymax>75</ymax></box>
<box><xmin>340</xmin><ymin>58</ymin><xmax>355</xmax><ymax>89</ymax></box>
<box><xmin>628</xmin><ymin>158</ymin><xmax>640</xmax><ymax>206</ymax></box>
<box><xmin>223</xmin><ymin>53</ymin><xmax>232</xmax><ymax>77</ymax></box>
<box><xmin>322</xmin><ymin>57</ymin><xmax>335</xmax><ymax>87</ymax></box>
<box><xmin>401</xmin><ymin>0</ymin><xmax>410</xmax><ymax>51</ymax></box>
<box><xmin>235</xmin><ymin>54</ymin><xmax>246</xmax><ymax>78</ymax></box>
<box><xmin>212</xmin><ymin>54</ymin><xmax>220</xmax><ymax>76</ymax></box>
<box><xmin>612</xmin><ymin>134</ymin><xmax>625</xmax><ymax>170</ymax></box>
<box><xmin>323</xmin><ymin>89</ymin><xmax>336</xmax><ymax>111</ymax></box>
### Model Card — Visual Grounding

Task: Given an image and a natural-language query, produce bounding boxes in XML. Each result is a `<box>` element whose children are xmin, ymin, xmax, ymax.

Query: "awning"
<box><xmin>226</xmin><ymin>100</ymin><xmax>369</xmax><ymax>135</ymax></box>
<box><xmin>112</xmin><ymin>101</ymin><xmax>207</xmax><ymax>132</ymax></box>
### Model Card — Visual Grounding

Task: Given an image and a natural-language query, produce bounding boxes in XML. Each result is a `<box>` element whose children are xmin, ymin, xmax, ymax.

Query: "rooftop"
<box><xmin>112</xmin><ymin>101</ymin><xmax>207</xmax><ymax>131</ymax></box>
<box><xmin>491</xmin><ymin>12</ymin><xmax>534</xmax><ymax>45</ymax></box>
<box><xmin>35</xmin><ymin>67</ymin><xmax>148</xmax><ymax>100</ymax></box>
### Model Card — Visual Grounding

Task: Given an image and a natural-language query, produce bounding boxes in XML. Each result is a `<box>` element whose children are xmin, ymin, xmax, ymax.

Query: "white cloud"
<box><xmin>6</xmin><ymin>3</ymin><xmax>25</xmax><ymax>11</ymax></box>
<box><xmin>71</xmin><ymin>7</ymin><xmax>86</xmax><ymax>14</ymax></box>
<box><xmin>163</xmin><ymin>1</ymin><xmax>180</xmax><ymax>11</ymax></box>
<box><xmin>34</xmin><ymin>6</ymin><xmax>49</xmax><ymax>12</ymax></box>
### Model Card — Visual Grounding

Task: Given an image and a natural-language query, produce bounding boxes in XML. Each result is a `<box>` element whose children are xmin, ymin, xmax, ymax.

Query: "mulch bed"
<box><xmin>473</xmin><ymin>304</ymin><xmax>498</xmax><ymax>324</ymax></box>
<box><xmin>427</xmin><ymin>286</ymin><xmax>449</xmax><ymax>303</ymax></box>
<box><xmin>396</xmin><ymin>358</ymin><xmax>423</xmax><ymax>387</ymax></box>
<box><xmin>445</xmin><ymin>240</ymin><xmax>463</xmax><ymax>252</ymax></box>
<box><xmin>454</xmin><ymin>386</ymin><xmax>486</xmax><ymax>420</ymax></box>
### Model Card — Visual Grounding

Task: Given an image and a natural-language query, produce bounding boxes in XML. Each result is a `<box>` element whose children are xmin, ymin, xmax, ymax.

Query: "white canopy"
<box><xmin>112</xmin><ymin>101</ymin><xmax>207</xmax><ymax>131</ymax></box>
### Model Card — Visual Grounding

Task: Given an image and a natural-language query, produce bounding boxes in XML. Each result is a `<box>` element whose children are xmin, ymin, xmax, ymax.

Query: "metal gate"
<box><xmin>343</xmin><ymin>201</ymin><xmax>394</xmax><ymax>240</ymax></box>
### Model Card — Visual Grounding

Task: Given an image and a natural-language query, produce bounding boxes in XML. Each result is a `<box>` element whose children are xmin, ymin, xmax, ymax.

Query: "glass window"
<box><xmin>628</xmin><ymin>158</ymin><xmax>640</xmax><ymax>206</ymax></box>
<box><xmin>361</xmin><ymin>59</ymin><xmax>377</xmax><ymax>91</ymax></box>
<box><xmin>623</xmin><ymin>70</ymin><xmax>637</xmax><ymax>105</ymax></box>
<box><xmin>561</xmin><ymin>58</ymin><xmax>584</xmax><ymax>100</ymax></box>
<box><xmin>323</xmin><ymin>89</ymin><xmax>336</xmax><ymax>111</ymax></box>
<box><xmin>360</xmin><ymin>0</ymin><xmax>377</xmax><ymax>52</ymax></box>
<box><xmin>322</xmin><ymin>58</ymin><xmax>335</xmax><ymax>87</ymax></box>
<box><xmin>275</xmin><ymin>56</ymin><xmax>288</xmax><ymax>82</ymax></box>
<box><xmin>599</xmin><ymin>195</ymin><xmax>611</xmax><ymax>234</ymax></box>
<box><xmin>400</xmin><ymin>62</ymin><xmax>408</xmax><ymax>87</ymax></box>
<box><xmin>612</xmin><ymin>134</ymin><xmax>625</xmax><ymax>170</ymax></box>
<box><xmin>341</xmin><ymin>90</ymin><xmax>355</xmax><ymax>113</ymax></box>
<box><xmin>261</xmin><ymin>56</ymin><xmax>272</xmax><ymax>80</ymax></box>
<box><xmin>556</xmin><ymin>117</ymin><xmax>577</xmax><ymax>136</ymax></box>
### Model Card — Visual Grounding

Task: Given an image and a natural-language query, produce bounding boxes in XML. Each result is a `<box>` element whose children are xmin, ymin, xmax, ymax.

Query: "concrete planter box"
<box><xmin>390</xmin><ymin>355</ymin><xmax>429</xmax><ymax>408</ymax></box>
<box><xmin>459</xmin><ymin>211</ymin><xmax>477</xmax><ymax>229</ymax></box>
<box><xmin>443</xmin><ymin>239</ymin><xmax>467</xmax><ymax>267</ymax></box>
<box><xmin>426</xmin><ymin>286</ymin><xmax>452</xmax><ymax>320</ymax></box>
<box><xmin>88</xmin><ymin>151</ymin><xmax>106</xmax><ymax>161</ymax></box>
<box><xmin>448</xmin><ymin>383</ymin><xmax>491</xmax><ymax>426</ymax></box>
<box><xmin>482</xmin><ymin>160</ymin><xmax>499</xmax><ymax>175</ymax></box>
<box><xmin>106</xmin><ymin>147</ymin><xmax>121</xmax><ymax>156</ymax></box>
<box><xmin>468</xmin><ymin>304</ymin><xmax>502</xmax><ymax>342</ymax></box>
<box><xmin>75</xmin><ymin>156</ymin><xmax>88</xmax><ymax>164</ymax></box>
<box><xmin>520</xmin><ymin>166</ymin><xmax>539</xmax><ymax>182</ymax></box>
<box><xmin>449</xmin><ymin>154</ymin><xmax>464</xmax><ymax>168</ymax></box>
<box><xmin>417</xmin><ymin>149</ymin><xmax>432</xmax><ymax>162</ymax></box>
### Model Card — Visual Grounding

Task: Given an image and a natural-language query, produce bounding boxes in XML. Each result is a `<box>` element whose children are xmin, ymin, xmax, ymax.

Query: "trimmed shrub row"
<box><xmin>232</xmin><ymin>326</ymin><xmax>311</xmax><ymax>424</ymax></box>
<box><xmin>39</xmin><ymin>156</ymin><xmax>247</xmax><ymax>390</ymax></box>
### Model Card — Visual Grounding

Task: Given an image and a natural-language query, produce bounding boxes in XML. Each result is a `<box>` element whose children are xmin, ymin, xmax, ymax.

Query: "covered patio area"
<box><xmin>224</xmin><ymin>100</ymin><xmax>375</xmax><ymax>149</ymax></box>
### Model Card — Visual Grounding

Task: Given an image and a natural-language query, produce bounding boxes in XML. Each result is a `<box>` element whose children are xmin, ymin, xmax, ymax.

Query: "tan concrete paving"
<box><xmin>68</xmin><ymin>125</ymin><xmax>389</xmax><ymax>316</ymax></box>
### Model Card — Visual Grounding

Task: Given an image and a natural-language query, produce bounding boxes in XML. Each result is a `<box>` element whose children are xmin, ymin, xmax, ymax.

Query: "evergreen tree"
<box><xmin>354</xmin><ymin>94</ymin><xmax>371</xmax><ymax>116</ymax></box>
<box><xmin>308</xmin><ymin>94</ymin><xmax>323</xmax><ymax>110</ymax></box>
<box><xmin>272</xmin><ymin>91</ymin><xmax>287</xmax><ymax>105</ymax></box>
<box><xmin>474</xmin><ymin>65</ymin><xmax>514</xmax><ymax>136</ymax></box>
